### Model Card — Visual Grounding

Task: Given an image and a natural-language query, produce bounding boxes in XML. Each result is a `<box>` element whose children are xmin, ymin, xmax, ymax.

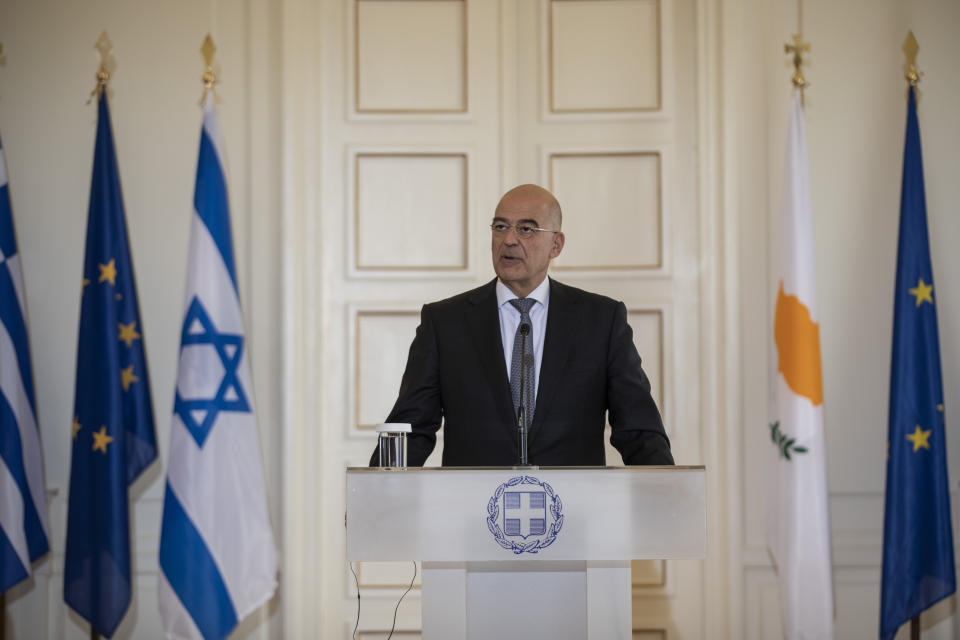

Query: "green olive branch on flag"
<box><xmin>769</xmin><ymin>420</ymin><xmax>809</xmax><ymax>460</ymax></box>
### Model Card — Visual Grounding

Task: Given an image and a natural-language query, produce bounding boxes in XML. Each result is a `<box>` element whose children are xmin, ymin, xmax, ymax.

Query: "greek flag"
<box><xmin>158</xmin><ymin>94</ymin><xmax>277</xmax><ymax>639</ymax></box>
<box><xmin>0</xmin><ymin>135</ymin><xmax>51</xmax><ymax>591</ymax></box>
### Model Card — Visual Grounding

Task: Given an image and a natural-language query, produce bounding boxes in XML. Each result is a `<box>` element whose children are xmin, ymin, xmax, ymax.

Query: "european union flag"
<box><xmin>63</xmin><ymin>91</ymin><xmax>157</xmax><ymax>636</ymax></box>
<box><xmin>880</xmin><ymin>85</ymin><xmax>955</xmax><ymax>640</ymax></box>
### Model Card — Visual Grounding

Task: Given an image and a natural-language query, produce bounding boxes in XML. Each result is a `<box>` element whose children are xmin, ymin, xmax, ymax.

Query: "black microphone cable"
<box><xmin>387</xmin><ymin>561</ymin><xmax>418</xmax><ymax>639</ymax></box>
<box><xmin>350</xmin><ymin>562</ymin><xmax>360</xmax><ymax>639</ymax></box>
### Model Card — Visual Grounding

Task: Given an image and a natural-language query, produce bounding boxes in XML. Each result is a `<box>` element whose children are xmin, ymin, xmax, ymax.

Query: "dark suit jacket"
<box><xmin>370</xmin><ymin>278</ymin><xmax>673</xmax><ymax>466</ymax></box>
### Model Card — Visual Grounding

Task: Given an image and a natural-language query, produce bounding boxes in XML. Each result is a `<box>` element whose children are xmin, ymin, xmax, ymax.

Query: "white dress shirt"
<box><xmin>496</xmin><ymin>277</ymin><xmax>550</xmax><ymax>398</ymax></box>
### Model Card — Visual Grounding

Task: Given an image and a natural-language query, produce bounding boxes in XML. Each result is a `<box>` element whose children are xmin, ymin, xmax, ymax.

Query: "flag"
<box><xmin>158</xmin><ymin>94</ymin><xmax>277</xmax><ymax>639</ymax></box>
<box><xmin>64</xmin><ymin>92</ymin><xmax>157</xmax><ymax>635</ymax></box>
<box><xmin>767</xmin><ymin>88</ymin><xmax>834</xmax><ymax>639</ymax></box>
<box><xmin>879</xmin><ymin>84</ymin><xmax>955</xmax><ymax>640</ymax></box>
<box><xmin>0</xmin><ymin>134</ymin><xmax>51</xmax><ymax>590</ymax></box>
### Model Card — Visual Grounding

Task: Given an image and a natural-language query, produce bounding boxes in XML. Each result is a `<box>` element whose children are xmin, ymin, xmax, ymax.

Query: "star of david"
<box><xmin>174</xmin><ymin>297</ymin><xmax>250</xmax><ymax>447</ymax></box>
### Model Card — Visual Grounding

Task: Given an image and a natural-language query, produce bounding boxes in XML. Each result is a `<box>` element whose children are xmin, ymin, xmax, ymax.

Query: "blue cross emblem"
<box><xmin>503</xmin><ymin>491</ymin><xmax>547</xmax><ymax>538</ymax></box>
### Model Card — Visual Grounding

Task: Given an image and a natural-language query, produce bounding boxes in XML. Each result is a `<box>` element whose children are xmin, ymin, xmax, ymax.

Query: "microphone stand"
<box><xmin>517</xmin><ymin>323</ymin><xmax>530</xmax><ymax>466</ymax></box>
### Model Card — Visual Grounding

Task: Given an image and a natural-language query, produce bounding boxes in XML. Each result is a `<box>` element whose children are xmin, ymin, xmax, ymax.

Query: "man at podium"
<box><xmin>370</xmin><ymin>184</ymin><xmax>673</xmax><ymax>467</ymax></box>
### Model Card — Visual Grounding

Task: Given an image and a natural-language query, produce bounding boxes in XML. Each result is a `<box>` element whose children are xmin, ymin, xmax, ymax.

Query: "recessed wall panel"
<box><xmin>356</xmin><ymin>154</ymin><xmax>467</xmax><ymax>270</ymax></box>
<box><xmin>356</xmin><ymin>0</ymin><xmax>466</xmax><ymax>112</ymax></box>
<box><xmin>550</xmin><ymin>0</ymin><xmax>660</xmax><ymax>112</ymax></box>
<box><xmin>358</xmin><ymin>561</ymin><xmax>423</xmax><ymax>588</ymax></box>
<box><xmin>356</xmin><ymin>311</ymin><xmax>421</xmax><ymax>428</ymax></box>
<box><xmin>632</xmin><ymin>559</ymin><xmax>666</xmax><ymax>586</ymax></box>
<box><xmin>550</xmin><ymin>153</ymin><xmax>661</xmax><ymax>270</ymax></box>
<box><xmin>628</xmin><ymin>310</ymin><xmax>663</xmax><ymax>411</ymax></box>
<box><xmin>602</xmin><ymin>308</ymin><xmax>665</xmax><ymax>464</ymax></box>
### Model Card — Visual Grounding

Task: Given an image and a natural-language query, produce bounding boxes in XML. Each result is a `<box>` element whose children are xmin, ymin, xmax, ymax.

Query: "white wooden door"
<box><xmin>285</xmin><ymin>0</ymin><xmax>707</xmax><ymax>636</ymax></box>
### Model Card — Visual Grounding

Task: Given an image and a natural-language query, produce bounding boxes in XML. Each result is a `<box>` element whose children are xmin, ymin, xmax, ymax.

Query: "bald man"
<box><xmin>370</xmin><ymin>185</ymin><xmax>673</xmax><ymax>467</ymax></box>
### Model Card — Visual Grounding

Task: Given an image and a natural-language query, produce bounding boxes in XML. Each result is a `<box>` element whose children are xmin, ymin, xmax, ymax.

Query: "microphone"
<box><xmin>517</xmin><ymin>323</ymin><xmax>531</xmax><ymax>466</ymax></box>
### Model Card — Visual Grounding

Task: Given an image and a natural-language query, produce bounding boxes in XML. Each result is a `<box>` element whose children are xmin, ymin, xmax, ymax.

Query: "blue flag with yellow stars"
<box><xmin>64</xmin><ymin>91</ymin><xmax>157</xmax><ymax>637</ymax></box>
<box><xmin>880</xmin><ymin>85</ymin><xmax>955</xmax><ymax>640</ymax></box>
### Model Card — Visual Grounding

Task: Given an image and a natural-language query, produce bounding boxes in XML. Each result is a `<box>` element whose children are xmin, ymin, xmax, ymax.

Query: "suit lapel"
<box><xmin>465</xmin><ymin>280</ymin><xmax>516</xmax><ymax>431</ymax></box>
<box><xmin>532</xmin><ymin>279</ymin><xmax>579</xmax><ymax>439</ymax></box>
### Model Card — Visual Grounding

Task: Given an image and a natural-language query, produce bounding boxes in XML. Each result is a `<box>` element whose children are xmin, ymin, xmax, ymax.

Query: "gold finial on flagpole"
<box><xmin>200</xmin><ymin>34</ymin><xmax>217</xmax><ymax>104</ymax></box>
<box><xmin>903</xmin><ymin>31</ymin><xmax>920</xmax><ymax>87</ymax></box>
<box><xmin>785</xmin><ymin>34</ymin><xmax>810</xmax><ymax>104</ymax></box>
<box><xmin>87</xmin><ymin>31</ymin><xmax>115</xmax><ymax>104</ymax></box>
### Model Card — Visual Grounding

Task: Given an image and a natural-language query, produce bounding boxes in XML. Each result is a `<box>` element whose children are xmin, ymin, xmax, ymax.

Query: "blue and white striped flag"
<box><xmin>158</xmin><ymin>94</ymin><xmax>277</xmax><ymax>639</ymax></box>
<box><xmin>0</xmin><ymin>135</ymin><xmax>51</xmax><ymax>591</ymax></box>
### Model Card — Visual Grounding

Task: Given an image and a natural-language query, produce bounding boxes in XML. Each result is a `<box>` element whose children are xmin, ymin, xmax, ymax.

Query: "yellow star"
<box><xmin>118</xmin><ymin>322</ymin><xmax>141</xmax><ymax>347</ymax></box>
<box><xmin>908</xmin><ymin>278</ymin><xmax>933</xmax><ymax>307</ymax></box>
<box><xmin>98</xmin><ymin>259</ymin><xmax>117</xmax><ymax>286</ymax></box>
<box><xmin>91</xmin><ymin>426</ymin><xmax>113</xmax><ymax>453</ymax></box>
<box><xmin>72</xmin><ymin>416</ymin><xmax>82</xmax><ymax>440</ymax></box>
<box><xmin>82</xmin><ymin>277</ymin><xmax>90</xmax><ymax>289</ymax></box>
<box><xmin>121</xmin><ymin>364</ymin><xmax>138</xmax><ymax>391</ymax></box>
<box><xmin>905</xmin><ymin>424</ymin><xmax>931</xmax><ymax>452</ymax></box>
<box><xmin>938</xmin><ymin>404</ymin><xmax>944</xmax><ymax>412</ymax></box>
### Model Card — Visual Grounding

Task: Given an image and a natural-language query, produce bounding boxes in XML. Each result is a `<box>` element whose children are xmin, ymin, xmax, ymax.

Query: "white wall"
<box><xmin>0</xmin><ymin>0</ymin><xmax>282</xmax><ymax>637</ymax></box>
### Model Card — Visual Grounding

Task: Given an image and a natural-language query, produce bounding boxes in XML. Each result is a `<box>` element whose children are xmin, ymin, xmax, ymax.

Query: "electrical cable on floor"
<box><xmin>350</xmin><ymin>561</ymin><xmax>360</xmax><ymax>639</ymax></box>
<box><xmin>387</xmin><ymin>561</ymin><xmax>417</xmax><ymax>640</ymax></box>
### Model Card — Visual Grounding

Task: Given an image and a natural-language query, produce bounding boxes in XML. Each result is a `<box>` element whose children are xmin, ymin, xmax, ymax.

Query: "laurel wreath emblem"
<box><xmin>487</xmin><ymin>476</ymin><xmax>564</xmax><ymax>554</ymax></box>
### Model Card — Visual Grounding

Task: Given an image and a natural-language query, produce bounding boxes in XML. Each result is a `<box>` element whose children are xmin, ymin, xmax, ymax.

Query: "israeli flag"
<box><xmin>0</xmin><ymin>135</ymin><xmax>51</xmax><ymax>591</ymax></box>
<box><xmin>158</xmin><ymin>95</ymin><xmax>277</xmax><ymax>639</ymax></box>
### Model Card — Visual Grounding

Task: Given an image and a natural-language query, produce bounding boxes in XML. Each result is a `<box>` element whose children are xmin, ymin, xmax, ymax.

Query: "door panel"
<box><xmin>314</xmin><ymin>1</ymin><xmax>703</xmax><ymax>636</ymax></box>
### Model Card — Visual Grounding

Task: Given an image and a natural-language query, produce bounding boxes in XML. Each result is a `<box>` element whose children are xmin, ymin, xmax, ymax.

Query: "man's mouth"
<box><xmin>500</xmin><ymin>255</ymin><xmax>522</xmax><ymax>264</ymax></box>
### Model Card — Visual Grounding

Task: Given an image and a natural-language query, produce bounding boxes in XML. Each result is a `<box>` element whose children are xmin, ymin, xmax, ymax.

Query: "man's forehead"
<box><xmin>495</xmin><ymin>200</ymin><xmax>556</xmax><ymax>223</ymax></box>
<box><xmin>492</xmin><ymin>214</ymin><xmax>541</xmax><ymax>224</ymax></box>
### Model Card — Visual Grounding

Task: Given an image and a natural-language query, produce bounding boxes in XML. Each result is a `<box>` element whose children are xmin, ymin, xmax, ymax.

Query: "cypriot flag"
<box><xmin>768</xmin><ymin>89</ymin><xmax>834</xmax><ymax>639</ymax></box>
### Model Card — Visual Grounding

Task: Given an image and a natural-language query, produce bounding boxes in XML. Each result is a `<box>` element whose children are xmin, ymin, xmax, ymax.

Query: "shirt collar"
<box><xmin>496</xmin><ymin>276</ymin><xmax>551</xmax><ymax>309</ymax></box>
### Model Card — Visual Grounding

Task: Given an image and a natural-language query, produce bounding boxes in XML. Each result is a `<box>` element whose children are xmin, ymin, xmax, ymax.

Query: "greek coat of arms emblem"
<box><xmin>487</xmin><ymin>476</ymin><xmax>564</xmax><ymax>554</ymax></box>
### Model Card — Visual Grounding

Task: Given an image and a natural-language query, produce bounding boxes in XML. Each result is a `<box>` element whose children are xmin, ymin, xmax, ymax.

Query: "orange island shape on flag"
<box><xmin>774</xmin><ymin>280</ymin><xmax>823</xmax><ymax>406</ymax></box>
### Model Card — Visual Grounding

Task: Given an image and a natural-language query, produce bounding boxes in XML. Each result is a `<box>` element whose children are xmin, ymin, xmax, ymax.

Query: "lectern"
<box><xmin>346</xmin><ymin>466</ymin><xmax>705</xmax><ymax>639</ymax></box>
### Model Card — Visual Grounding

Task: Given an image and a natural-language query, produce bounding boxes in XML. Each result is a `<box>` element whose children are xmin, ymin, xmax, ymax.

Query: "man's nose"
<box><xmin>503</xmin><ymin>225</ymin><xmax>521</xmax><ymax>244</ymax></box>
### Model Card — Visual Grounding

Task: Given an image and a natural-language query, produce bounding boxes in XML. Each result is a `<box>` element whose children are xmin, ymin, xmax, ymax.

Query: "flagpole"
<box><xmin>87</xmin><ymin>31</ymin><xmax>106</xmax><ymax>640</ymax></box>
<box><xmin>904</xmin><ymin>31</ymin><xmax>921</xmax><ymax>640</ymax></box>
<box><xmin>0</xmin><ymin>43</ymin><xmax>5</xmax><ymax>640</ymax></box>
<box><xmin>784</xmin><ymin>34</ymin><xmax>810</xmax><ymax>99</ymax></box>
<box><xmin>0</xmin><ymin>40</ymin><xmax>6</xmax><ymax>640</ymax></box>
<box><xmin>87</xmin><ymin>34</ymin><xmax>109</xmax><ymax>640</ymax></box>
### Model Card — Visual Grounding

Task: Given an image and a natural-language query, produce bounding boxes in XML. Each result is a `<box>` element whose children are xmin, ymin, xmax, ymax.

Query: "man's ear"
<box><xmin>550</xmin><ymin>232</ymin><xmax>565</xmax><ymax>259</ymax></box>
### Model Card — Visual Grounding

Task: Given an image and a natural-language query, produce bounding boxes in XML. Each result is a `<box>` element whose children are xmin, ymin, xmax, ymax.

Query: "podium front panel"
<box><xmin>346</xmin><ymin>466</ymin><xmax>705</xmax><ymax>562</ymax></box>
